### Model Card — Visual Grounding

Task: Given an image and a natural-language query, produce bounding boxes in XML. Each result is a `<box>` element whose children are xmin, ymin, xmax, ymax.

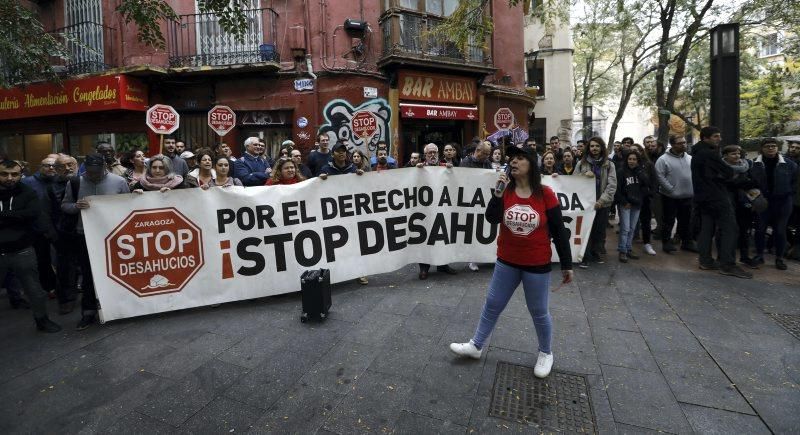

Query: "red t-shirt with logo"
<box><xmin>497</xmin><ymin>186</ymin><xmax>559</xmax><ymax>267</ymax></box>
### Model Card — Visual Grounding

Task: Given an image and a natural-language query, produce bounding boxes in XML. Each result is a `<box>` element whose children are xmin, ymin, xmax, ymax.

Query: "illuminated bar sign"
<box><xmin>400</xmin><ymin>103</ymin><xmax>478</xmax><ymax>121</ymax></box>
<box><xmin>397</xmin><ymin>70</ymin><xmax>477</xmax><ymax>105</ymax></box>
<box><xmin>0</xmin><ymin>75</ymin><xmax>148</xmax><ymax>120</ymax></box>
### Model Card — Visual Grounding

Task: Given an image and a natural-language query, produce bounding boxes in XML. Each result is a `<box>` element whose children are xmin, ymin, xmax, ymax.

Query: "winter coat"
<box><xmin>750</xmin><ymin>154</ymin><xmax>798</xmax><ymax>198</ymax></box>
<box><xmin>575</xmin><ymin>157</ymin><xmax>617</xmax><ymax>208</ymax></box>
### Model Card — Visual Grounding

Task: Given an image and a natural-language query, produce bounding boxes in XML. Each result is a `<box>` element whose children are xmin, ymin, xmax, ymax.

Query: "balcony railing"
<box><xmin>49</xmin><ymin>22</ymin><xmax>116</xmax><ymax>75</ymax></box>
<box><xmin>168</xmin><ymin>8</ymin><xmax>279</xmax><ymax>68</ymax></box>
<box><xmin>380</xmin><ymin>11</ymin><xmax>487</xmax><ymax>66</ymax></box>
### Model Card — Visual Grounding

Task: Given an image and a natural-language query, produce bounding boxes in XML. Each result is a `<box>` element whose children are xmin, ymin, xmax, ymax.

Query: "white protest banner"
<box><xmin>81</xmin><ymin>168</ymin><xmax>595</xmax><ymax>322</ymax></box>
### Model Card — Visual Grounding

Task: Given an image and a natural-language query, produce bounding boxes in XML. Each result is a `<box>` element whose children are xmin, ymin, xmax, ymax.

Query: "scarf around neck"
<box><xmin>139</xmin><ymin>174</ymin><xmax>183</xmax><ymax>191</ymax></box>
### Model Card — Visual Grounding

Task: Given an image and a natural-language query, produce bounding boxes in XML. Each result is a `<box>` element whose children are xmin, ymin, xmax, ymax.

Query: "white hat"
<box><xmin>180</xmin><ymin>151</ymin><xmax>195</xmax><ymax>159</ymax></box>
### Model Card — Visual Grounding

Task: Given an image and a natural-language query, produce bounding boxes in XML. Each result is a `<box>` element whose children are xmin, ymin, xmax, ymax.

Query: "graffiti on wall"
<box><xmin>318</xmin><ymin>98</ymin><xmax>392</xmax><ymax>154</ymax></box>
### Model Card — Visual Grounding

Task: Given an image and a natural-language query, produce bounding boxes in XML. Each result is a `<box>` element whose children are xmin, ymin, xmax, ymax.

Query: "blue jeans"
<box><xmin>471</xmin><ymin>260</ymin><xmax>552</xmax><ymax>354</ymax></box>
<box><xmin>618</xmin><ymin>206</ymin><xmax>641</xmax><ymax>253</ymax></box>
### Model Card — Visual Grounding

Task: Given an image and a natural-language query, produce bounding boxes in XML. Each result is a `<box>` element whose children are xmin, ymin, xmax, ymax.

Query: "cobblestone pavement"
<box><xmin>1</xmin><ymin>237</ymin><xmax>798</xmax><ymax>433</ymax></box>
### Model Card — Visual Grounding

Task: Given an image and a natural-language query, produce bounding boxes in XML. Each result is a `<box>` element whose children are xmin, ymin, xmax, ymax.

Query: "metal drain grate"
<box><xmin>769</xmin><ymin>313</ymin><xmax>800</xmax><ymax>340</ymax></box>
<box><xmin>489</xmin><ymin>361</ymin><xmax>597</xmax><ymax>433</ymax></box>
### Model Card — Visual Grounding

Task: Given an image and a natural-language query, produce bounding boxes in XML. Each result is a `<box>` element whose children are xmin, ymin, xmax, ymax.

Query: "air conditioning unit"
<box><xmin>344</xmin><ymin>19</ymin><xmax>367</xmax><ymax>34</ymax></box>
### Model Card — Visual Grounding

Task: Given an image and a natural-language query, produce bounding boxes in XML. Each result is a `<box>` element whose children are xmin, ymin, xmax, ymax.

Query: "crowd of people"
<box><xmin>1</xmin><ymin>126</ymin><xmax>798</xmax><ymax>334</ymax></box>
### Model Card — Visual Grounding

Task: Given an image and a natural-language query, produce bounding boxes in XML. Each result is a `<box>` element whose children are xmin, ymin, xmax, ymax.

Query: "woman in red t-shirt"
<box><xmin>450</xmin><ymin>146</ymin><xmax>573</xmax><ymax>378</ymax></box>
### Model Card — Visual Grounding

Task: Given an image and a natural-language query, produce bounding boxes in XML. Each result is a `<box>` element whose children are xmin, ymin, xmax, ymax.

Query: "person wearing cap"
<box><xmin>0</xmin><ymin>159</ymin><xmax>62</xmax><ymax>333</ymax></box>
<box><xmin>416</xmin><ymin>143</ymin><xmax>457</xmax><ymax>279</ymax></box>
<box><xmin>62</xmin><ymin>153</ymin><xmax>130</xmax><ymax>330</ymax></box>
<box><xmin>449</xmin><ymin>145</ymin><xmax>573</xmax><ymax>379</ymax></box>
<box><xmin>318</xmin><ymin>142</ymin><xmax>367</xmax><ymax>284</ymax></box>
<box><xmin>749</xmin><ymin>137</ymin><xmax>798</xmax><ymax>270</ymax></box>
<box><xmin>181</xmin><ymin>150</ymin><xmax>197</xmax><ymax>172</ymax></box>
<box><xmin>234</xmin><ymin>137</ymin><xmax>271</xmax><ymax>186</ymax></box>
<box><xmin>78</xmin><ymin>142</ymin><xmax>127</xmax><ymax>177</ymax></box>
<box><xmin>319</xmin><ymin>142</ymin><xmax>364</xmax><ymax>178</ymax></box>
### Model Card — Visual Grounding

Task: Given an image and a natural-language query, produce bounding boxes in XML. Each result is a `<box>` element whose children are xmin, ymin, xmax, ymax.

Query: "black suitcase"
<box><xmin>300</xmin><ymin>269</ymin><xmax>331</xmax><ymax>322</ymax></box>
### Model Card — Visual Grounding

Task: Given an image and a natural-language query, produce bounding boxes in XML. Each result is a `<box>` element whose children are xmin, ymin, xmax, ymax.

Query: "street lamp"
<box><xmin>582</xmin><ymin>105</ymin><xmax>593</xmax><ymax>141</ymax></box>
<box><xmin>710</xmin><ymin>23</ymin><xmax>740</xmax><ymax>146</ymax></box>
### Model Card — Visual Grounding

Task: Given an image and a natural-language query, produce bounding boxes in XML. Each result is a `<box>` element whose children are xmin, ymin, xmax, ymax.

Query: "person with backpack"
<box><xmin>62</xmin><ymin>154</ymin><xmax>130</xmax><ymax>330</ymax></box>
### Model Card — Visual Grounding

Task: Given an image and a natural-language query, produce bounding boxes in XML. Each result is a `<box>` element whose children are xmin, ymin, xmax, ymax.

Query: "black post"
<box><xmin>582</xmin><ymin>105</ymin><xmax>593</xmax><ymax>141</ymax></box>
<box><xmin>685</xmin><ymin>115</ymin><xmax>694</xmax><ymax>145</ymax></box>
<box><xmin>710</xmin><ymin>24</ymin><xmax>740</xmax><ymax>146</ymax></box>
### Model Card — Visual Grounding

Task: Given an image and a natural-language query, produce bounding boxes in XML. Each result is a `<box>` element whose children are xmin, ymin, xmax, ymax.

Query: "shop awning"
<box><xmin>0</xmin><ymin>75</ymin><xmax>148</xmax><ymax>121</ymax></box>
<box><xmin>399</xmin><ymin>103</ymin><xmax>478</xmax><ymax>121</ymax></box>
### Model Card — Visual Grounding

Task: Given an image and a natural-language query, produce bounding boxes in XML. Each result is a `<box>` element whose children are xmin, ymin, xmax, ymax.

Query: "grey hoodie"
<box><xmin>62</xmin><ymin>172</ymin><xmax>130</xmax><ymax>234</ymax></box>
<box><xmin>655</xmin><ymin>150</ymin><xmax>693</xmax><ymax>199</ymax></box>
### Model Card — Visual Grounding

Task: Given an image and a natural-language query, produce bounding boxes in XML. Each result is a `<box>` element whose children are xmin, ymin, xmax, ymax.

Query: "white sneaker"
<box><xmin>644</xmin><ymin>244</ymin><xmax>657</xmax><ymax>256</ymax></box>
<box><xmin>449</xmin><ymin>341</ymin><xmax>482</xmax><ymax>359</ymax></box>
<box><xmin>534</xmin><ymin>351</ymin><xmax>553</xmax><ymax>378</ymax></box>
<box><xmin>468</xmin><ymin>262</ymin><xmax>480</xmax><ymax>272</ymax></box>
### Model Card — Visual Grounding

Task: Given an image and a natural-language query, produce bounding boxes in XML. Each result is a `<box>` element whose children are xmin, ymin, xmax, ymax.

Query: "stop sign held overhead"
<box><xmin>146</xmin><ymin>104</ymin><xmax>180</xmax><ymax>135</ymax></box>
<box><xmin>494</xmin><ymin>107</ymin><xmax>515</xmax><ymax>131</ymax></box>
<box><xmin>208</xmin><ymin>105</ymin><xmax>236</xmax><ymax>136</ymax></box>
<box><xmin>351</xmin><ymin>111</ymin><xmax>378</xmax><ymax>140</ymax></box>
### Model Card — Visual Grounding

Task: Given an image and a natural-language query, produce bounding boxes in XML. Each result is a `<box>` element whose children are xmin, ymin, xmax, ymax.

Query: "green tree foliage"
<box><xmin>741</xmin><ymin>67</ymin><xmax>800</xmax><ymax>137</ymax></box>
<box><xmin>0</xmin><ymin>0</ymin><xmax>69</xmax><ymax>88</ymax></box>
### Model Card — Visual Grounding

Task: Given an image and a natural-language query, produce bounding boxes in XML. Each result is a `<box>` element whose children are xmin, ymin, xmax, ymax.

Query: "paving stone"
<box><xmin>136</xmin><ymin>358</ymin><xmax>249</xmax><ymax>427</ymax></box>
<box><xmin>680</xmin><ymin>403</ymin><xmax>770</xmax><ymax>435</ymax></box>
<box><xmin>215</xmin><ymin>327</ymin><xmax>295</xmax><ymax>369</ymax></box>
<box><xmin>616</xmin><ymin>422</ymin><xmax>673</xmax><ymax>434</ymax></box>
<box><xmin>279</xmin><ymin>318</ymin><xmax>357</xmax><ymax>358</ymax></box>
<box><xmin>393</xmin><ymin>411</ymin><xmax>467</xmax><ymax>434</ymax></box>
<box><xmin>407</xmin><ymin>281</ymin><xmax>468</xmax><ymax>308</ymax></box>
<box><xmin>142</xmin><ymin>332</ymin><xmax>243</xmax><ymax>379</ymax></box>
<box><xmin>223</xmin><ymin>350</ymin><xmax>316</xmax><ymax>410</ymax></box>
<box><xmin>483</xmin><ymin>314</ymin><xmax>538</xmax><ymax>353</ymax></box>
<box><xmin>601</xmin><ymin>364</ymin><xmax>693</xmax><ymax>434</ymax></box>
<box><xmin>620</xmin><ymin>293</ymin><xmax>680</xmax><ymax>323</ymax></box>
<box><xmin>593</xmin><ymin>328</ymin><xmax>660</xmax><ymax>372</ymax></box>
<box><xmin>34</xmin><ymin>370</ymin><xmax>166</xmax><ymax>433</ymax></box>
<box><xmin>103</xmin><ymin>411</ymin><xmax>176</xmax><ymax>434</ymax></box>
<box><xmin>299</xmin><ymin>341</ymin><xmax>379</xmax><ymax>395</ymax></box>
<box><xmin>342</xmin><ymin>311</ymin><xmax>405</xmax><ymax>347</ymax></box>
<box><xmin>323</xmin><ymin>370</ymin><xmax>414</xmax><ymax>434</ymax></box>
<box><xmin>372</xmin><ymin>289</ymin><xmax>420</xmax><ymax>316</ymax></box>
<box><xmin>400</xmin><ymin>303</ymin><xmax>455</xmax><ymax>339</ymax></box>
<box><xmin>550</xmin><ymin>309</ymin><xmax>602</xmax><ymax>375</ymax></box>
<box><xmin>584</xmin><ymin>299</ymin><xmax>639</xmax><ymax>332</ymax></box>
<box><xmin>369</xmin><ymin>328</ymin><xmax>437</xmax><ymax>381</ymax></box>
<box><xmin>405</xmin><ymin>359</ymin><xmax>482</xmax><ymax>427</ymax></box>
<box><xmin>250</xmin><ymin>382</ymin><xmax>345</xmax><ymax>434</ymax></box>
<box><xmin>325</xmin><ymin>288</ymin><xmax>390</xmax><ymax>322</ymax></box>
<box><xmin>178</xmin><ymin>396</ymin><xmax>263</xmax><ymax>434</ymax></box>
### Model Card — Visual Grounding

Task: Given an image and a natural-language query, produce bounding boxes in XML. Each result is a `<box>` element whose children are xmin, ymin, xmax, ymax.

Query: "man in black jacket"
<box><xmin>0</xmin><ymin>160</ymin><xmax>61</xmax><ymax>332</ymax></box>
<box><xmin>690</xmin><ymin>126</ymin><xmax>751</xmax><ymax>279</ymax></box>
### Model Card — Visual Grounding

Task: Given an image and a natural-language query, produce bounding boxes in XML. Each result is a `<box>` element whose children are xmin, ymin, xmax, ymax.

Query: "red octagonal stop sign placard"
<box><xmin>207</xmin><ymin>105</ymin><xmax>236</xmax><ymax>136</ymax></box>
<box><xmin>351</xmin><ymin>111</ymin><xmax>377</xmax><ymax>140</ymax></box>
<box><xmin>494</xmin><ymin>107</ymin><xmax>514</xmax><ymax>131</ymax></box>
<box><xmin>105</xmin><ymin>208</ymin><xmax>204</xmax><ymax>297</ymax></box>
<box><xmin>146</xmin><ymin>104</ymin><xmax>180</xmax><ymax>135</ymax></box>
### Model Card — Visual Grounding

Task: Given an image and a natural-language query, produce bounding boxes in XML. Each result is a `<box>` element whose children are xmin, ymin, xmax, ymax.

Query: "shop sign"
<box><xmin>397</xmin><ymin>70</ymin><xmax>476</xmax><ymax>105</ymax></box>
<box><xmin>494</xmin><ymin>107</ymin><xmax>515</xmax><ymax>131</ymax></box>
<box><xmin>207</xmin><ymin>105</ymin><xmax>236</xmax><ymax>136</ymax></box>
<box><xmin>0</xmin><ymin>75</ymin><xmax>148</xmax><ymax>121</ymax></box>
<box><xmin>240</xmin><ymin>111</ymin><xmax>291</xmax><ymax>126</ymax></box>
<box><xmin>294</xmin><ymin>79</ymin><xmax>314</xmax><ymax>91</ymax></box>
<box><xmin>400</xmin><ymin>103</ymin><xmax>478</xmax><ymax>121</ymax></box>
<box><xmin>146</xmin><ymin>104</ymin><xmax>180</xmax><ymax>135</ymax></box>
<box><xmin>351</xmin><ymin>111</ymin><xmax>378</xmax><ymax>140</ymax></box>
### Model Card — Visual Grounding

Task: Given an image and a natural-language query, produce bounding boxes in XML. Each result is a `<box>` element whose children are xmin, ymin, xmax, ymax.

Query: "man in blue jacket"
<box><xmin>234</xmin><ymin>137</ymin><xmax>273</xmax><ymax>186</ymax></box>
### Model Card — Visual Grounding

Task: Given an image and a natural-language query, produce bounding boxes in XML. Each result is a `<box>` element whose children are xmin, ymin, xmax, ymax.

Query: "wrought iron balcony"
<box><xmin>380</xmin><ymin>11</ymin><xmax>489</xmax><ymax>69</ymax></box>
<box><xmin>49</xmin><ymin>22</ymin><xmax>117</xmax><ymax>75</ymax></box>
<box><xmin>168</xmin><ymin>8</ymin><xmax>279</xmax><ymax>68</ymax></box>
